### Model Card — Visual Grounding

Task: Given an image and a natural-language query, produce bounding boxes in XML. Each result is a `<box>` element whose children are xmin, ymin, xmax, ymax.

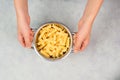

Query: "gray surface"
<box><xmin>0</xmin><ymin>0</ymin><xmax>120</xmax><ymax>80</ymax></box>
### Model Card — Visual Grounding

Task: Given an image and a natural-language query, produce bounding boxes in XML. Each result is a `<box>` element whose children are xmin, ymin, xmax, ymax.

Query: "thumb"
<box><xmin>74</xmin><ymin>33</ymin><xmax>82</xmax><ymax>53</ymax></box>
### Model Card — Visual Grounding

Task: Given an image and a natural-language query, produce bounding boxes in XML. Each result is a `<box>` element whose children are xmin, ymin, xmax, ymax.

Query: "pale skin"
<box><xmin>14</xmin><ymin>0</ymin><xmax>103</xmax><ymax>52</ymax></box>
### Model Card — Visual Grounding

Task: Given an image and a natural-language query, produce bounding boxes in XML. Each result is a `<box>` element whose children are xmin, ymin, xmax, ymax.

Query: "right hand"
<box><xmin>73</xmin><ymin>19</ymin><xmax>92</xmax><ymax>53</ymax></box>
<box><xmin>17</xmin><ymin>15</ymin><xmax>34</xmax><ymax>48</ymax></box>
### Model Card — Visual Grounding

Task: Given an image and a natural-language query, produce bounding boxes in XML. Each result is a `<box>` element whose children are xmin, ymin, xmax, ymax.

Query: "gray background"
<box><xmin>0</xmin><ymin>0</ymin><xmax>120</xmax><ymax>80</ymax></box>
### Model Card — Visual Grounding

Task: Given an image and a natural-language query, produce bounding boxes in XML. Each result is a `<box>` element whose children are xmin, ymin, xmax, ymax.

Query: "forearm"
<box><xmin>81</xmin><ymin>0</ymin><xmax>104</xmax><ymax>24</ymax></box>
<box><xmin>14</xmin><ymin>0</ymin><xmax>29</xmax><ymax>20</ymax></box>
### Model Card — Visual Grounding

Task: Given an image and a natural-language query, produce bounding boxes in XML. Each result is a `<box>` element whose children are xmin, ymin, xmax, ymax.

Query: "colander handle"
<box><xmin>71</xmin><ymin>32</ymin><xmax>77</xmax><ymax>53</ymax></box>
<box><xmin>31</xmin><ymin>28</ymin><xmax>38</xmax><ymax>49</ymax></box>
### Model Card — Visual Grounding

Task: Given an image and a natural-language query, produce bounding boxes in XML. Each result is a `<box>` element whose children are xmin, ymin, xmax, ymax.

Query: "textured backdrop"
<box><xmin>0</xmin><ymin>0</ymin><xmax>120</xmax><ymax>80</ymax></box>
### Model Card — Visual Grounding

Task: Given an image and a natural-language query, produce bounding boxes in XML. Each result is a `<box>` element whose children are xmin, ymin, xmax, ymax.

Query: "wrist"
<box><xmin>78</xmin><ymin>16</ymin><xmax>93</xmax><ymax>30</ymax></box>
<box><xmin>16</xmin><ymin>11</ymin><xmax>30</xmax><ymax>24</ymax></box>
<box><xmin>16</xmin><ymin>11</ymin><xmax>29</xmax><ymax>19</ymax></box>
<box><xmin>81</xmin><ymin>15</ymin><xmax>94</xmax><ymax>25</ymax></box>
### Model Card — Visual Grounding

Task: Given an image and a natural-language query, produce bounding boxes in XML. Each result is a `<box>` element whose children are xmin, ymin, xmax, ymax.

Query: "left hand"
<box><xmin>74</xmin><ymin>19</ymin><xmax>92</xmax><ymax>53</ymax></box>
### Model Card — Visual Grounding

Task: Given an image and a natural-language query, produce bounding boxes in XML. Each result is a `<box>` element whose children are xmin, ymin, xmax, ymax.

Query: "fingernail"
<box><xmin>74</xmin><ymin>49</ymin><xmax>78</xmax><ymax>53</ymax></box>
<box><xmin>28</xmin><ymin>46</ymin><xmax>31</xmax><ymax>48</ymax></box>
<box><xmin>26</xmin><ymin>45</ymin><xmax>31</xmax><ymax>48</ymax></box>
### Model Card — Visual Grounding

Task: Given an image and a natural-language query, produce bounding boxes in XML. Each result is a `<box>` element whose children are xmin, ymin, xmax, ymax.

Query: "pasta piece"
<box><xmin>66</xmin><ymin>37</ymin><xmax>70</xmax><ymax>48</ymax></box>
<box><xmin>40</xmin><ymin>50</ymin><xmax>50</xmax><ymax>58</ymax></box>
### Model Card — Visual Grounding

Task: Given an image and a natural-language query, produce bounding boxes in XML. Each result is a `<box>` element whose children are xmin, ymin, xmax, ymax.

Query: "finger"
<box><xmin>30</xmin><ymin>35</ymin><xmax>34</xmax><ymax>42</ymax></box>
<box><xmin>80</xmin><ymin>36</ymin><xmax>90</xmax><ymax>51</ymax></box>
<box><xmin>24</xmin><ymin>34</ymin><xmax>32</xmax><ymax>48</ymax></box>
<box><xmin>80</xmin><ymin>42</ymin><xmax>85</xmax><ymax>51</ymax></box>
<box><xmin>74</xmin><ymin>34</ymin><xmax>82</xmax><ymax>53</ymax></box>
<box><xmin>18</xmin><ymin>33</ymin><xmax>26</xmax><ymax>47</ymax></box>
<box><xmin>30</xmin><ymin>31</ymin><xmax>34</xmax><ymax>36</ymax></box>
<box><xmin>24</xmin><ymin>28</ymin><xmax>34</xmax><ymax>48</ymax></box>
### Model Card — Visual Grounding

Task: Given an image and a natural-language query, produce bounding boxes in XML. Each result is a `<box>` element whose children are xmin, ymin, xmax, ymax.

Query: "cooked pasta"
<box><xmin>36</xmin><ymin>23</ymin><xmax>71</xmax><ymax>59</ymax></box>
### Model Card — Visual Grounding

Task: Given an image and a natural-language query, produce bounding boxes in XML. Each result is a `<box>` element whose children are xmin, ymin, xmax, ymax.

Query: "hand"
<box><xmin>17</xmin><ymin>15</ymin><xmax>34</xmax><ymax>48</ymax></box>
<box><xmin>74</xmin><ymin>19</ymin><xmax>92</xmax><ymax>53</ymax></box>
